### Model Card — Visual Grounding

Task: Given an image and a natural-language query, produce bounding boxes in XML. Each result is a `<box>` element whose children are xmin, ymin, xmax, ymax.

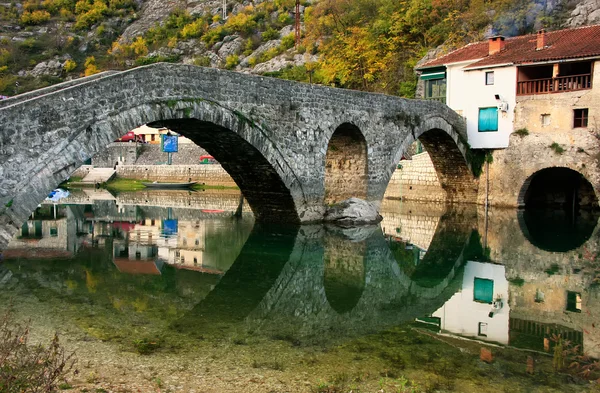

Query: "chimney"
<box><xmin>536</xmin><ymin>29</ymin><xmax>546</xmax><ymax>50</ymax></box>
<box><xmin>489</xmin><ymin>36</ymin><xmax>505</xmax><ymax>55</ymax></box>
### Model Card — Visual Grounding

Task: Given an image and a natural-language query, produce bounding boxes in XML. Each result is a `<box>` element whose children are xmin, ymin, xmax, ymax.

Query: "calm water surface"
<box><xmin>1</xmin><ymin>189</ymin><xmax>599</xmax><ymax>392</ymax></box>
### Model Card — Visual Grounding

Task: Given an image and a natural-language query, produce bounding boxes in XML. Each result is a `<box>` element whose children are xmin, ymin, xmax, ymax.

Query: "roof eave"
<box><xmin>464</xmin><ymin>62</ymin><xmax>515</xmax><ymax>71</ymax></box>
<box><xmin>516</xmin><ymin>54</ymin><xmax>600</xmax><ymax>66</ymax></box>
<box><xmin>417</xmin><ymin>57</ymin><xmax>486</xmax><ymax>71</ymax></box>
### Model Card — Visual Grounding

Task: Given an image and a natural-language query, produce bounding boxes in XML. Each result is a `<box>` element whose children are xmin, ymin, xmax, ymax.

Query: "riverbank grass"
<box><xmin>103</xmin><ymin>177</ymin><xmax>239</xmax><ymax>192</ymax></box>
<box><xmin>104</xmin><ymin>178</ymin><xmax>147</xmax><ymax>192</ymax></box>
<box><xmin>191</xmin><ymin>183</ymin><xmax>239</xmax><ymax>191</ymax></box>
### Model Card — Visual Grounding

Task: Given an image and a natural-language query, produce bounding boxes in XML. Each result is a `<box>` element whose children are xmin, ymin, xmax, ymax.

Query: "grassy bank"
<box><xmin>102</xmin><ymin>177</ymin><xmax>239</xmax><ymax>193</ymax></box>
<box><xmin>104</xmin><ymin>178</ymin><xmax>147</xmax><ymax>192</ymax></box>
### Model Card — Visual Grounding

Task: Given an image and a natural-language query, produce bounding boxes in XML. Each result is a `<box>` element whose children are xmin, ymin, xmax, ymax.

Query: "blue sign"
<box><xmin>162</xmin><ymin>219</ymin><xmax>178</xmax><ymax>236</ymax></box>
<box><xmin>162</xmin><ymin>135</ymin><xmax>179</xmax><ymax>153</ymax></box>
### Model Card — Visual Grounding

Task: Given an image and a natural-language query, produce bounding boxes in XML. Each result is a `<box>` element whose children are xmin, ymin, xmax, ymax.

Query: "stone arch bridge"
<box><xmin>0</xmin><ymin>63</ymin><xmax>475</xmax><ymax>249</ymax></box>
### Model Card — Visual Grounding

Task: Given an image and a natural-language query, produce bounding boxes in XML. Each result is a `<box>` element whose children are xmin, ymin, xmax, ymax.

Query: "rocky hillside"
<box><xmin>0</xmin><ymin>0</ymin><xmax>598</xmax><ymax>97</ymax></box>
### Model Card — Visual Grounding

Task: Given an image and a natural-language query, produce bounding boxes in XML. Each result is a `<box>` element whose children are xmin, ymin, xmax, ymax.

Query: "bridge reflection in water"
<box><xmin>1</xmin><ymin>193</ymin><xmax>599</xmax><ymax>359</ymax></box>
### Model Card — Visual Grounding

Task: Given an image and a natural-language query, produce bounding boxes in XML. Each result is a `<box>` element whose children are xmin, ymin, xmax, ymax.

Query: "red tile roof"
<box><xmin>113</xmin><ymin>258</ymin><xmax>162</xmax><ymax>275</ymax></box>
<box><xmin>418</xmin><ymin>25</ymin><xmax>600</xmax><ymax>70</ymax></box>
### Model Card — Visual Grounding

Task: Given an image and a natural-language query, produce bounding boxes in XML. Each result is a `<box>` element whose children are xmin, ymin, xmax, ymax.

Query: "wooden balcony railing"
<box><xmin>517</xmin><ymin>73</ymin><xmax>592</xmax><ymax>96</ymax></box>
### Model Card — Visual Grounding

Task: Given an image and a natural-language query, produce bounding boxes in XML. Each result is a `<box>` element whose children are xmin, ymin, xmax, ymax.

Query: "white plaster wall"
<box><xmin>433</xmin><ymin>261</ymin><xmax>510</xmax><ymax>344</ymax></box>
<box><xmin>447</xmin><ymin>63</ymin><xmax>516</xmax><ymax>149</ymax></box>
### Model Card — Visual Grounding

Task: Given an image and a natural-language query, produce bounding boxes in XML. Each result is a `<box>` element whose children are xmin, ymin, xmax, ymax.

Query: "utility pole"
<box><xmin>295</xmin><ymin>0</ymin><xmax>300</xmax><ymax>48</ymax></box>
<box><xmin>223</xmin><ymin>0</ymin><xmax>227</xmax><ymax>20</ymax></box>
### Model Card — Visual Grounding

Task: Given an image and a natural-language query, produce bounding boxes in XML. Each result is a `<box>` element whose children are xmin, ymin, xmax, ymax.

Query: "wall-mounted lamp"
<box><xmin>495</xmin><ymin>94</ymin><xmax>508</xmax><ymax>112</ymax></box>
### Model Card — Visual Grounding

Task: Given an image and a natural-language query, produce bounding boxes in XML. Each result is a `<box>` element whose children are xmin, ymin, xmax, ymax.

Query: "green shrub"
<box><xmin>164</xmin><ymin>9</ymin><xmax>193</xmax><ymax>29</ymax></box>
<box><xmin>514</xmin><ymin>128</ymin><xmax>529</xmax><ymax>137</ymax></box>
<box><xmin>225</xmin><ymin>54</ymin><xmax>239</xmax><ymax>69</ymax></box>
<box><xmin>20</xmin><ymin>10</ymin><xmax>51</xmax><ymax>25</ymax></box>
<box><xmin>135</xmin><ymin>54</ymin><xmax>180</xmax><ymax>66</ymax></box>
<box><xmin>262</xmin><ymin>27</ymin><xmax>280</xmax><ymax>41</ymax></box>
<box><xmin>201</xmin><ymin>25</ymin><xmax>231</xmax><ymax>47</ymax></box>
<box><xmin>258</xmin><ymin>46</ymin><xmax>281</xmax><ymax>63</ymax></box>
<box><xmin>549</xmin><ymin>142</ymin><xmax>565</xmax><ymax>154</ymax></box>
<box><xmin>193</xmin><ymin>56</ymin><xmax>211</xmax><ymax>67</ymax></box>
<box><xmin>180</xmin><ymin>18</ymin><xmax>207</xmax><ymax>39</ymax></box>
<box><xmin>63</xmin><ymin>58</ymin><xmax>77</xmax><ymax>72</ymax></box>
<box><xmin>225</xmin><ymin>12</ymin><xmax>256</xmax><ymax>36</ymax></box>
<box><xmin>280</xmin><ymin>33</ymin><xmax>295</xmax><ymax>50</ymax></box>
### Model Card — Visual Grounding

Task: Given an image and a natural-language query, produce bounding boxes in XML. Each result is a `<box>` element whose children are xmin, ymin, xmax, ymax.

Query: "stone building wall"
<box><xmin>383</xmin><ymin>152</ymin><xmax>446</xmax><ymax>202</ymax></box>
<box><xmin>385</xmin><ymin>62</ymin><xmax>600</xmax><ymax>207</ymax></box>
<box><xmin>92</xmin><ymin>143</ymin><xmax>210</xmax><ymax>167</ymax></box>
<box><xmin>116</xmin><ymin>164</ymin><xmax>237</xmax><ymax>186</ymax></box>
<box><xmin>478</xmin><ymin>62</ymin><xmax>600</xmax><ymax>208</ymax></box>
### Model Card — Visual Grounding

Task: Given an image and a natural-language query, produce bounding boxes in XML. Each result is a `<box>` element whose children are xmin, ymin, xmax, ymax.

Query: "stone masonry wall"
<box><xmin>380</xmin><ymin>199</ymin><xmax>446</xmax><ymax>251</ymax></box>
<box><xmin>475</xmin><ymin>63</ymin><xmax>600</xmax><ymax>208</ymax></box>
<box><xmin>116</xmin><ymin>164</ymin><xmax>237</xmax><ymax>186</ymax></box>
<box><xmin>92</xmin><ymin>143</ymin><xmax>210</xmax><ymax>167</ymax></box>
<box><xmin>324</xmin><ymin>126</ymin><xmax>368</xmax><ymax>204</ymax></box>
<box><xmin>383</xmin><ymin>152</ymin><xmax>446</xmax><ymax>202</ymax></box>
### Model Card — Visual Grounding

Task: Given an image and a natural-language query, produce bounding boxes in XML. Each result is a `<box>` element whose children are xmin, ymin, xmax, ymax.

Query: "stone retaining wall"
<box><xmin>116</xmin><ymin>165</ymin><xmax>237</xmax><ymax>187</ymax></box>
<box><xmin>383</xmin><ymin>152</ymin><xmax>446</xmax><ymax>202</ymax></box>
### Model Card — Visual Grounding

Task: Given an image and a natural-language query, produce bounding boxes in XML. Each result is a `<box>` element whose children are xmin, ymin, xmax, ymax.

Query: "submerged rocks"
<box><xmin>324</xmin><ymin>198</ymin><xmax>383</xmax><ymax>227</ymax></box>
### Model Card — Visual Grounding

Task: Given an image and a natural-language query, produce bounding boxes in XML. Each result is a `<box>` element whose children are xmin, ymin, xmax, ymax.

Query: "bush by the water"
<box><xmin>0</xmin><ymin>310</ymin><xmax>76</xmax><ymax>392</ymax></box>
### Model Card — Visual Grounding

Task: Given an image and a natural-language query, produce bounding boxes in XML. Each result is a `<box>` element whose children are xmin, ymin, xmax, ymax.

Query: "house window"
<box><xmin>193</xmin><ymin>257</ymin><xmax>198</xmax><ymax>265</ymax></box>
<box><xmin>541</xmin><ymin>114</ymin><xmax>551</xmax><ymax>127</ymax></box>
<box><xmin>424</xmin><ymin>78</ymin><xmax>447</xmax><ymax>103</ymax></box>
<box><xmin>474</xmin><ymin>278</ymin><xmax>494</xmax><ymax>304</ymax></box>
<box><xmin>478</xmin><ymin>108</ymin><xmax>499</xmax><ymax>132</ymax></box>
<box><xmin>573</xmin><ymin>109</ymin><xmax>588</xmax><ymax>128</ymax></box>
<box><xmin>566</xmin><ymin>291</ymin><xmax>582</xmax><ymax>312</ymax></box>
<box><xmin>50</xmin><ymin>227</ymin><xmax>58</xmax><ymax>237</ymax></box>
<box><xmin>485</xmin><ymin>71</ymin><xmax>494</xmax><ymax>85</ymax></box>
<box><xmin>478</xmin><ymin>322</ymin><xmax>488</xmax><ymax>337</ymax></box>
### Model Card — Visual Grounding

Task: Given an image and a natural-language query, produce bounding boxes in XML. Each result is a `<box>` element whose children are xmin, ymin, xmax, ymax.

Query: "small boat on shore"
<box><xmin>141</xmin><ymin>181</ymin><xmax>197</xmax><ymax>189</ymax></box>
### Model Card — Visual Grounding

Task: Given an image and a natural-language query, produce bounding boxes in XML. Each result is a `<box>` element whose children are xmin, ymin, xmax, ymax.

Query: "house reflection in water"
<box><xmin>5</xmin><ymin>204</ymin><xmax>87</xmax><ymax>258</ymax></box>
<box><xmin>109</xmin><ymin>217</ymin><xmax>232</xmax><ymax>276</ymax></box>
<box><xmin>430</xmin><ymin>261</ymin><xmax>510</xmax><ymax>344</ymax></box>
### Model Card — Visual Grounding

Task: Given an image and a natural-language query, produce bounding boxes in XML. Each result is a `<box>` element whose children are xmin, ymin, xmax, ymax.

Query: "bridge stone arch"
<box><xmin>387</xmin><ymin>112</ymin><xmax>478</xmax><ymax>204</ymax></box>
<box><xmin>517</xmin><ymin>166</ymin><xmax>600</xmax><ymax>209</ymax></box>
<box><xmin>516</xmin><ymin>166</ymin><xmax>599</xmax><ymax>253</ymax></box>
<box><xmin>0</xmin><ymin>63</ymin><xmax>473</xmax><ymax>250</ymax></box>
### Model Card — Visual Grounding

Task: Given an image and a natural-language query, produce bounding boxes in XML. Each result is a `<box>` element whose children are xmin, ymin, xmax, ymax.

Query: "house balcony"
<box><xmin>516</xmin><ymin>73</ymin><xmax>592</xmax><ymax>96</ymax></box>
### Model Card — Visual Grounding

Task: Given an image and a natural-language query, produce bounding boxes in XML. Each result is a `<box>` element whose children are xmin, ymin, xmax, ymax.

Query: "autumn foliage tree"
<box><xmin>304</xmin><ymin>0</ymin><xmax>557</xmax><ymax>96</ymax></box>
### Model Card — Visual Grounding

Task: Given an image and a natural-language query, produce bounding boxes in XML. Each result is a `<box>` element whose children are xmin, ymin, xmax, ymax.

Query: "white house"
<box><xmin>432</xmin><ymin>261</ymin><xmax>510</xmax><ymax>344</ymax></box>
<box><xmin>416</xmin><ymin>25</ymin><xmax>600</xmax><ymax>149</ymax></box>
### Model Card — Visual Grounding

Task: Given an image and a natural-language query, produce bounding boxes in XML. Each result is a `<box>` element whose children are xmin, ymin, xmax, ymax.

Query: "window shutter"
<box><xmin>478</xmin><ymin>108</ymin><xmax>499</xmax><ymax>132</ymax></box>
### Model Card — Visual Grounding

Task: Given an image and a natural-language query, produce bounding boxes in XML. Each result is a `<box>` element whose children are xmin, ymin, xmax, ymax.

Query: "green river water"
<box><xmin>0</xmin><ymin>190</ymin><xmax>599</xmax><ymax>392</ymax></box>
